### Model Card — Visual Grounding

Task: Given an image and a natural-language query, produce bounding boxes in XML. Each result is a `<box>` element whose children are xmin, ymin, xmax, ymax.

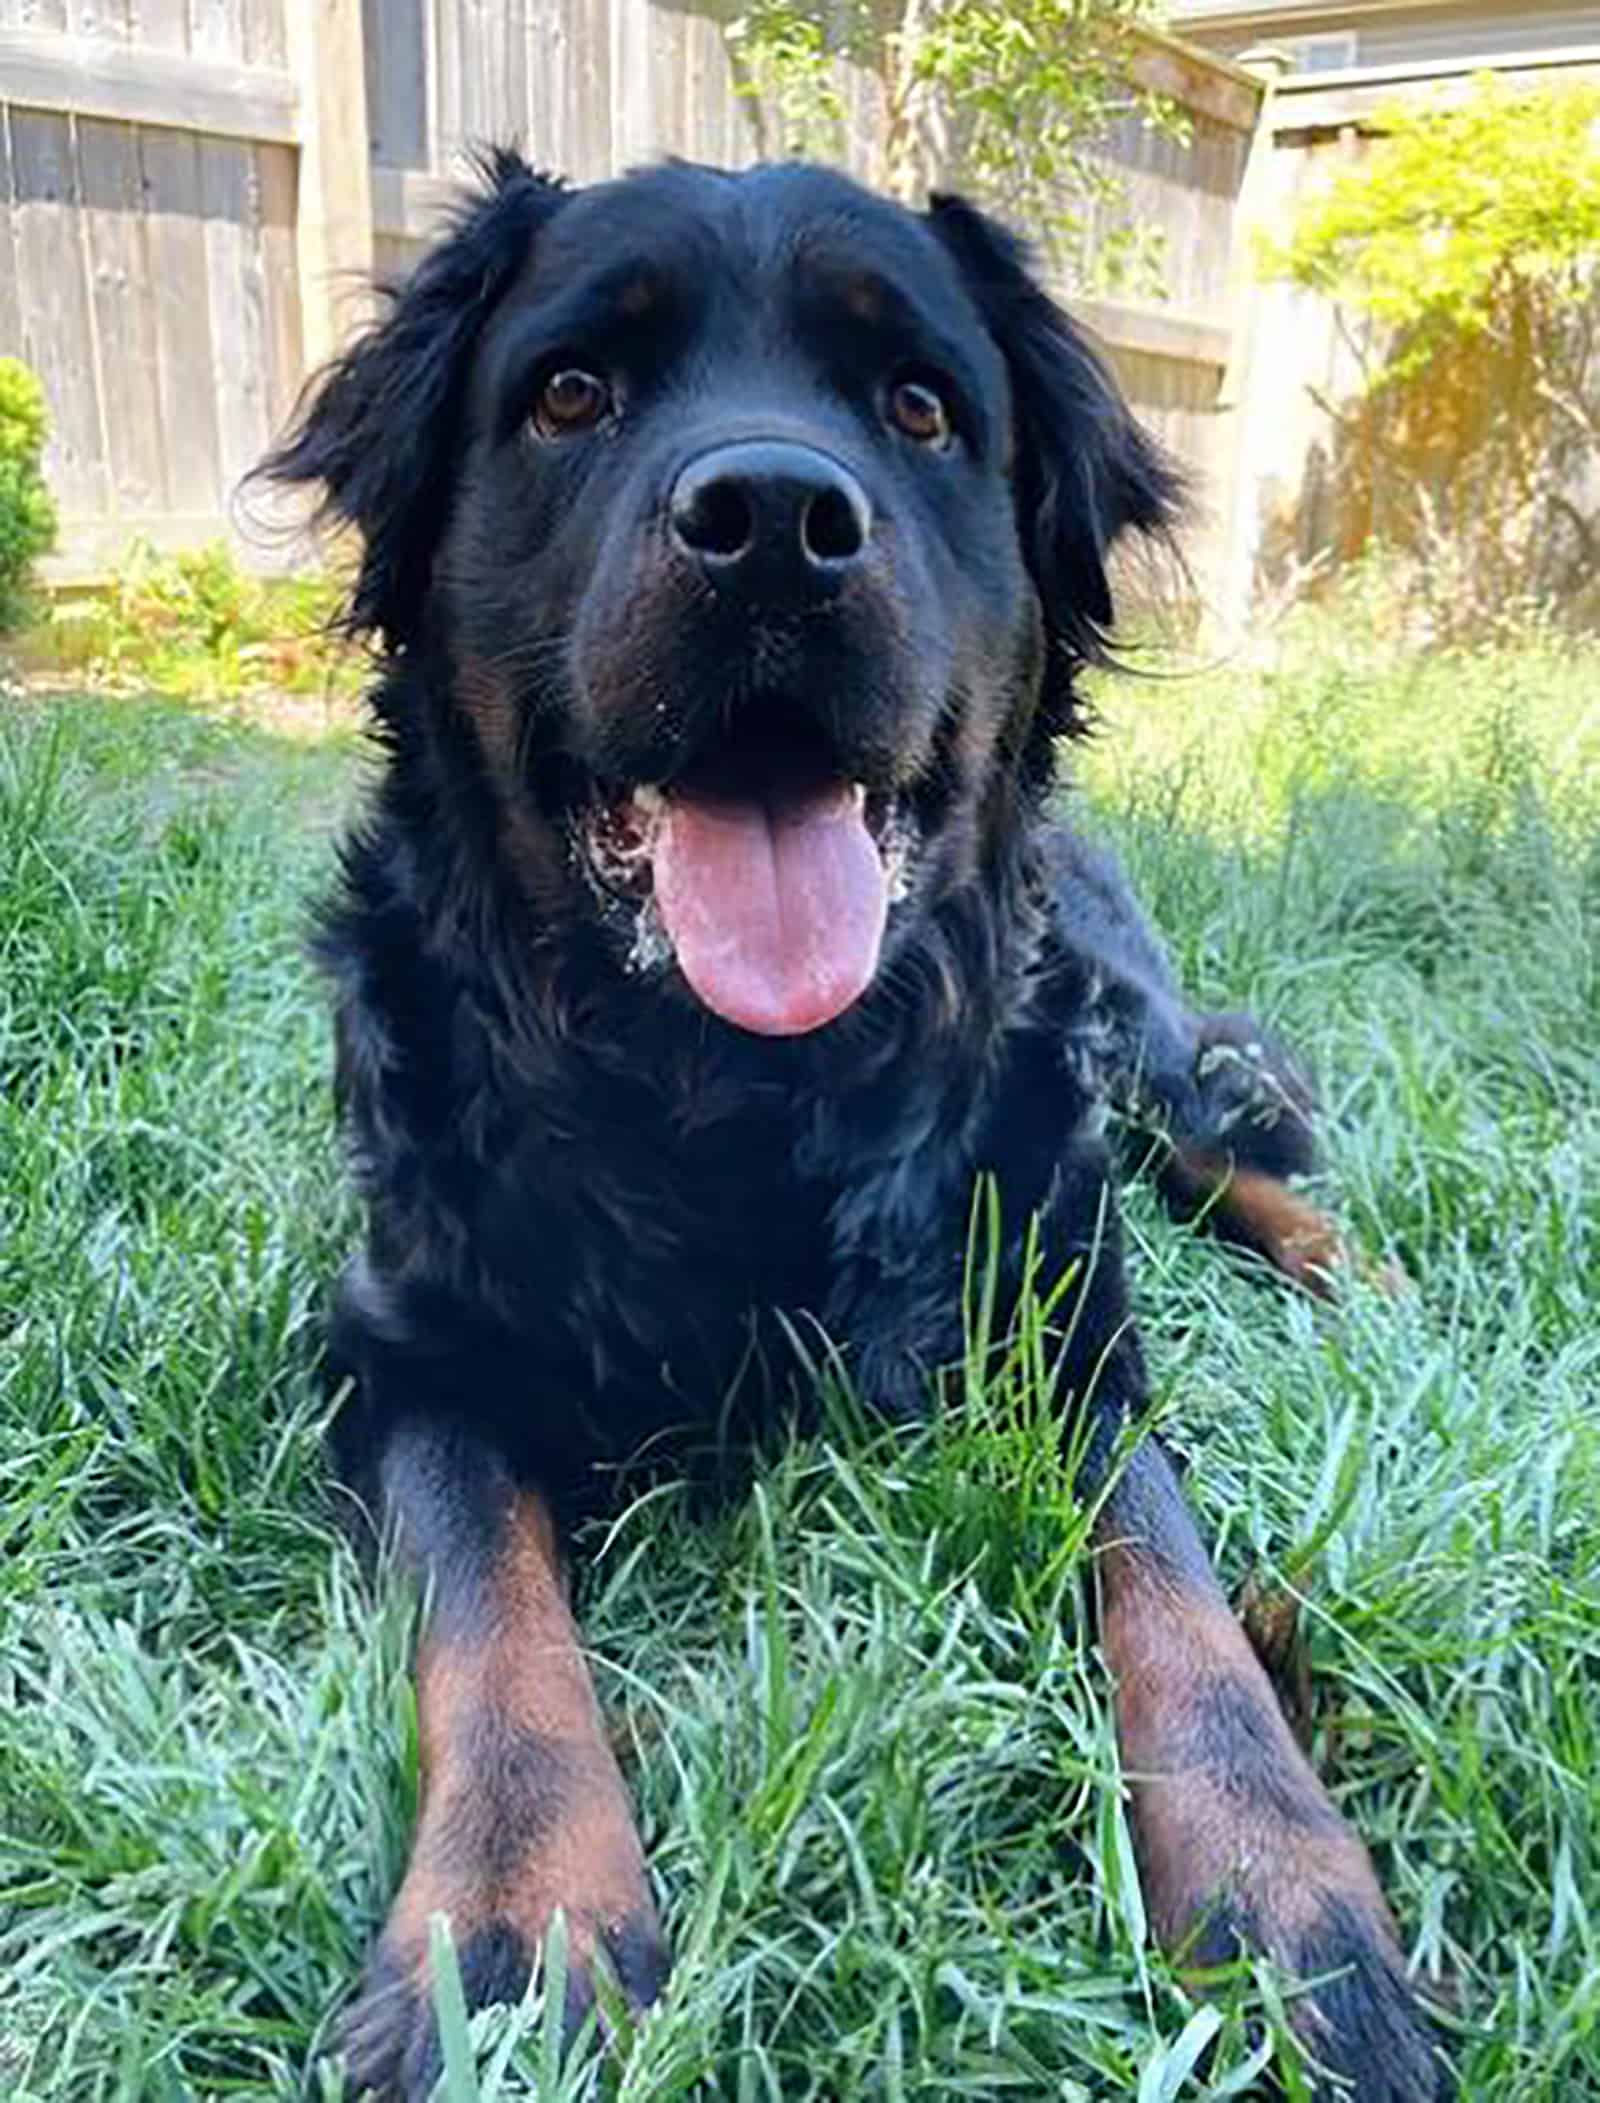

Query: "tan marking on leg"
<box><xmin>1097</xmin><ymin>1518</ymin><xmax>1392</xmax><ymax>1957</ymax></box>
<box><xmin>1237</xmin><ymin>1565</ymin><xmax>1316</xmax><ymax>1750</ymax></box>
<box><xmin>383</xmin><ymin>1489</ymin><xmax>657</xmax><ymax>1992</ymax></box>
<box><xmin>477</xmin><ymin>1495</ymin><xmax>653</xmax><ymax>1958</ymax></box>
<box><xmin>1172</xmin><ymin>1146</ymin><xmax>1406</xmax><ymax>1299</ymax></box>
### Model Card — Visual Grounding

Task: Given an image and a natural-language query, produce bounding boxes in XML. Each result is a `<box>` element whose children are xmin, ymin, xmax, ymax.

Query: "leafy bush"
<box><xmin>724</xmin><ymin>0</ymin><xmax>1182</xmax><ymax>293</ymax></box>
<box><xmin>1260</xmin><ymin>76</ymin><xmax>1600</xmax><ymax>638</ymax></box>
<box><xmin>0</xmin><ymin>358</ymin><xmax>58</xmax><ymax>633</ymax></box>
<box><xmin>35</xmin><ymin>538</ymin><xmax>359</xmax><ymax>701</ymax></box>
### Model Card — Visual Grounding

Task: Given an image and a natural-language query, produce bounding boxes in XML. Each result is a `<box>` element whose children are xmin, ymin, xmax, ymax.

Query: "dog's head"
<box><xmin>265</xmin><ymin>153</ymin><xmax>1178</xmax><ymax>1038</ymax></box>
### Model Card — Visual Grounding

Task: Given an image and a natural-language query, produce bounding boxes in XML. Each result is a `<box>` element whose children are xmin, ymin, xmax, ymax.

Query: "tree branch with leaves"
<box><xmin>726</xmin><ymin>0</ymin><xmax>1184</xmax><ymax>295</ymax></box>
<box><xmin>1259</xmin><ymin>74</ymin><xmax>1600</xmax><ymax>633</ymax></box>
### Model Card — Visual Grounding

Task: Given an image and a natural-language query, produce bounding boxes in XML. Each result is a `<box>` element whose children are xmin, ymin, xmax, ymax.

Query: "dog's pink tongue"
<box><xmin>652</xmin><ymin>784</ymin><xmax>886</xmax><ymax>1035</ymax></box>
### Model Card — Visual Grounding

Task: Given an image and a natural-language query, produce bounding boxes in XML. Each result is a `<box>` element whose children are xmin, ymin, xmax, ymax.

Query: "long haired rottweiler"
<box><xmin>263</xmin><ymin>152</ymin><xmax>1443</xmax><ymax>2100</ymax></box>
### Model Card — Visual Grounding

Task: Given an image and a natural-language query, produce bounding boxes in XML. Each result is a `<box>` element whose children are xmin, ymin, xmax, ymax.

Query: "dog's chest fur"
<box><xmin>325</xmin><ymin>808</ymin><xmax>1110</xmax><ymax>1456</ymax></box>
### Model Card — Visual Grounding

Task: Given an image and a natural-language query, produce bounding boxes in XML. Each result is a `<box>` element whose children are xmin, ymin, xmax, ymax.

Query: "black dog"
<box><xmin>263</xmin><ymin>153</ymin><xmax>1440</xmax><ymax>2099</ymax></box>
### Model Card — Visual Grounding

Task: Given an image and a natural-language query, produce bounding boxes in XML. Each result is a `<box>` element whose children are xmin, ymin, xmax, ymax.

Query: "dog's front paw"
<box><xmin>1286</xmin><ymin>1892</ymin><xmax>1447</xmax><ymax>2100</ymax></box>
<box><xmin>1130</xmin><ymin>1715</ymin><xmax>1446</xmax><ymax>2099</ymax></box>
<box><xmin>338</xmin><ymin>1893</ymin><xmax>669</xmax><ymax>2101</ymax></box>
<box><xmin>1178</xmin><ymin>1875</ymin><xmax>1447</xmax><ymax>2101</ymax></box>
<box><xmin>1105</xmin><ymin>1514</ymin><xmax>1447</xmax><ymax>2100</ymax></box>
<box><xmin>335</xmin><ymin>1752</ymin><xmax>669</xmax><ymax>2103</ymax></box>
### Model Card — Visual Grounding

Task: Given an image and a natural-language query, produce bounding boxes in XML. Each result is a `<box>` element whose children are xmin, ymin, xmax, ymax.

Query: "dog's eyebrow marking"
<box><xmin>536</xmin><ymin>255</ymin><xmax>676</xmax><ymax>329</ymax></box>
<box><xmin>796</xmin><ymin>245</ymin><xmax>917</xmax><ymax>331</ymax></box>
<box><xmin>491</xmin><ymin>254</ymin><xmax>686</xmax><ymax>422</ymax></box>
<box><xmin>842</xmin><ymin>273</ymin><xmax>889</xmax><ymax>324</ymax></box>
<box><xmin>616</xmin><ymin>271</ymin><xmax>659</xmax><ymax>319</ymax></box>
<box><xmin>796</xmin><ymin>241</ymin><xmax>983</xmax><ymax>373</ymax></box>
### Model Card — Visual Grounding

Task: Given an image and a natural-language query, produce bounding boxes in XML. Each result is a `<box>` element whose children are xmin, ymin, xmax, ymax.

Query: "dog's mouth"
<box><xmin>579</xmin><ymin>719</ymin><xmax>913</xmax><ymax>1036</ymax></box>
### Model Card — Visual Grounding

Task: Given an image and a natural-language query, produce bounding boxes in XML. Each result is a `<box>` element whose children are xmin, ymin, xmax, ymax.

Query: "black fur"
<box><xmin>261</xmin><ymin>154</ymin><xmax>1441</xmax><ymax>2098</ymax></box>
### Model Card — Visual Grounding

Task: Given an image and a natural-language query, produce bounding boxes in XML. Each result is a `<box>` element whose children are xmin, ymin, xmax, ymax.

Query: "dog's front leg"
<box><xmin>1094</xmin><ymin>1436</ymin><xmax>1445</xmax><ymax>2098</ymax></box>
<box><xmin>338</xmin><ymin>1418</ymin><xmax>667</xmax><ymax>2101</ymax></box>
<box><xmin>951</xmin><ymin>1130</ymin><xmax>1442</xmax><ymax>2095</ymax></box>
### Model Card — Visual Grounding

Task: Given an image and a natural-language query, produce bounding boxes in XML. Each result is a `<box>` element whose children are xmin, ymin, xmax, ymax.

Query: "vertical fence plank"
<box><xmin>449</xmin><ymin>0</ymin><xmax>476</xmax><ymax>160</ymax></box>
<box><xmin>675</xmin><ymin>9</ymin><xmax>697</xmax><ymax>162</ymax></box>
<box><xmin>555</xmin><ymin>0</ymin><xmax>579</xmax><ymax>174</ymax></box>
<box><xmin>188</xmin><ymin>0</ymin><xmax>247</xmax><ymax>61</ymax></box>
<box><xmin>10</xmin><ymin>108</ymin><xmax>108</xmax><ymax>519</ymax></box>
<box><xmin>434</xmin><ymin>0</ymin><xmax>462</xmax><ymax>165</ymax></box>
<box><xmin>467</xmin><ymin>0</ymin><xmax>492</xmax><ymax>145</ymax></box>
<box><xmin>524</xmin><ymin>0</ymin><xmax>556</xmax><ymax>169</ymax></box>
<box><xmin>613</xmin><ymin>0</ymin><xmax>637</xmax><ymax>165</ymax></box>
<box><xmin>463</xmin><ymin>0</ymin><xmax>490</xmax><ymax>145</ymax></box>
<box><xmin>568</xmin><ymin>0</ymin><xmax>608</xmax><ymax>180</ymax></box>
<box><xmin>0</xmin><ymin>110</ymin><xmax>23</xmax><ymax>360</ymax></box>
<box><xmin>653</xmin><ymin>0</ymin><xmax>684</xmax><ymax>160</ymax></box>
<box><xmin>126</xmin><ymin>0</ymin><xmax>189</xmax><ymax>49</ymax></box>
<box><xmin>71</xmin><ymin>0</ymin><xmax>132</xmax><ymax>40</ymax></box>
<box><xmin>255</xmin><ymin>139</ymin><xmax>302</xmax><ymax>431</ymax></box>
<box><xmin>285</xmin><ymin>0</ymin><xmax>375</xmax><ymax>369</ymax></box>
<box><xmin>365</xmin><ymin>0</ymin><xmax>429</xmax><ymax>168</ymax></box>
<box><xmin>243</xmin><ymin>0</ymin><xmax>286</xmax><ymax>65</ymax></box>
<box><xmin>547</xmin><ymin>0</ymin><xmax>573</xmax><ymax>170</ymax></box>
<box><xmin>200</xmin><ymin>134</ymin><xmax>270</xmax><ymax>505</ymax></box>
<box><xmin>77</xmin><ymin>115</ymin><xmax>166</xmax><ymax>515</ymax></box>
<box><xmin>501</xmin><ymin>0</ymin><xmax>528</xmax><ymax>150</ymax></box>
<box><xmin>138</xmin><ymin>124</ymin><xmax>223</xmax><ymax>518</ymax></box>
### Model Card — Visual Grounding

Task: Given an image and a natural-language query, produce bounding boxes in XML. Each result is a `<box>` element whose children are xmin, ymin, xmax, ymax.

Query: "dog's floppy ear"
<box><xmin>259</xmin><ymin>149</ymin><xmax>569</xmax><ymax>650</ymax></box>
<box><xmin>927</xmin><ymin>192</ymin><xmax>1182</xmax><ymax>701</ymax></box>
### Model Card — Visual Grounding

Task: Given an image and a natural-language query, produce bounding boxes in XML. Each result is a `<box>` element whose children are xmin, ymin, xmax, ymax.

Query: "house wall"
<box><xmin>1177</xmin><ymin>1</ymin><xmax>1596</xmax><ymax>73</ymax></box>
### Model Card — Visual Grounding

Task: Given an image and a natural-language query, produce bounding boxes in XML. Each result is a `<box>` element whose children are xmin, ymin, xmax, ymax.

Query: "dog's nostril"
<box><xmin>672</xmin><ymin>445</ymin><xmax>873</xmax><ymax>578</ymax></box>
<box><xmin>675</xmin><ymin>477</ymin><xmax>754</xmax><ymax>559</ymax></box>
<box><xmin>803</xmin><ymin>485</ymin><xmax>867</xmax><ymax>564</ymax></box>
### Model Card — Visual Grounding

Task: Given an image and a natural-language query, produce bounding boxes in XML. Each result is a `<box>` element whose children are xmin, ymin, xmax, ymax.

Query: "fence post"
<box><xmin>1215</xmin><ymin>45</ymin><xmax>1293</xmax><ymax>635</ymax></box>
<box><xmin>285</xmin><ymin>0</ymin><xmax>376</xmax><ymax>377</ymax></box>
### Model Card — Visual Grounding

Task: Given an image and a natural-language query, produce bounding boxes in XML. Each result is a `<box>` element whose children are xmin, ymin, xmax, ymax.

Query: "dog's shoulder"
<box><xmin>1038</xmin><ymin>816</ymin><xmax>1320</xmax><ymax>1182</ymax></box>
<box><xmin>1043</xmin><ymin>822</ymin><xmax>1181</xmax><ymax>1001</ymax></box>
<box><xmin>1032</xmin><ymin>819</ymin><xmax>1199</xmax><ymax>1116</ymax></box>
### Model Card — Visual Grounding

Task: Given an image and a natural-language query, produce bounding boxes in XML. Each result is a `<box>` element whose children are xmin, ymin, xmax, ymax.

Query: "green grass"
<box><xmin>1</xmin><ymin>623</ymin><xmax>1597</xmax><ymax>2101</ymax></box>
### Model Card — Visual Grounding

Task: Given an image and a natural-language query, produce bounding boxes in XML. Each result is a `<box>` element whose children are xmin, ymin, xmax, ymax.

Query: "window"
<box><xmin>1291</xmin><ymin>32</ymin><xmax>1359</xmax><ymax>73</ymax></box>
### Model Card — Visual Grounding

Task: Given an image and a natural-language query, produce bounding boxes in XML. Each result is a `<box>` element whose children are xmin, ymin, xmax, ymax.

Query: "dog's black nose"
<box><xmin>670</xmin><ymin>441</ymin><xmax>871</xmax><ymax>589</ymax></box>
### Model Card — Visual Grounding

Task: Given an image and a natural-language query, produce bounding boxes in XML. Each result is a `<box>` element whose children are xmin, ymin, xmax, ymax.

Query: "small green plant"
<box><xmin>37</xmin><ymin>537</ymin><xmax>359</xmax><ymax>701</ymax></box>
<box><xmin>0</xmin><ymin>357</ymin><xmax>58</xmax><ymax>633</ymax></box>
<box><xmin>1260</xmin><ymin>75</ymin><xmax>1600</xmax><ymax>371</ymax></box>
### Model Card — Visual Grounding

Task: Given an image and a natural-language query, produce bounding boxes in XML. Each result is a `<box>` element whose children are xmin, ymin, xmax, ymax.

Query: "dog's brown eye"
<box><xmin>536</xmin><ymin>368</ymin><xmax>610</xmax><ymax>435</ymax></box>
<box><xmin>888</xmin><ymin>377</ymin><xmax>951</xmax><ymax>447</ymax></box>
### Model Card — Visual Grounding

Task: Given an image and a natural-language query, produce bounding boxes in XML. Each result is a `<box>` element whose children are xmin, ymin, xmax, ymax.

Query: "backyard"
<box><xmin>1</xmin><ymin>610</ymin><xmax>1596</xmax><ymax>2098</ymax></box>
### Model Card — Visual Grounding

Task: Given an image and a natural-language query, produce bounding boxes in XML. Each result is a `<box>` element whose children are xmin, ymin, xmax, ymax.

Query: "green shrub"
<box><xmin>724</xmin><ymin>0</ymin><xmax>1182</xmax><ymax>293</ymax></box>
<box><xmin>36</xmin><ymin>538</ymin><xmax>360</xmax><ymax>701</ymax></box>
<box><xmin>0</xmin><ymin>358</ymin><xmax>58</xmax><ymax>633</ymax></box>
<box><xmin>1258</xmin><ymin>77</ymin><xmax>1600</xmax><ymax>636</ymax></box>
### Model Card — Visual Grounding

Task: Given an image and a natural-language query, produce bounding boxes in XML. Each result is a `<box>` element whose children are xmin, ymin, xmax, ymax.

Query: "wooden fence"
<box><xmin>0</xmin><ymin>3</ymin><xmax>1267</xmax><ymax>602</ymax></box>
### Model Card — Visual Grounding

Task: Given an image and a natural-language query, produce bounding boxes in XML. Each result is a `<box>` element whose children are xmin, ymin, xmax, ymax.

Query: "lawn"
<box><xmin>1</xmin><ymin>616</ymin><xmax>1597</xmax><ymax>2100</ymax></box>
